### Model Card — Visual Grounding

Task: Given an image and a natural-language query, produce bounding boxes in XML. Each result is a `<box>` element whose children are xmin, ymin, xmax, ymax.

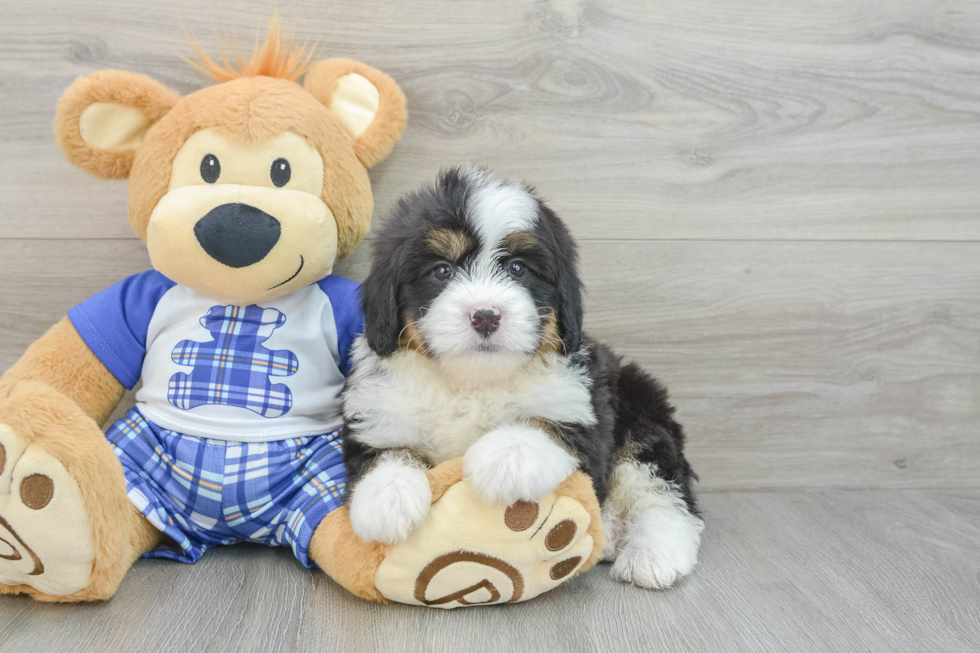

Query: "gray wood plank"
<box><xmin>1</xmin><ymin>489</ymin><xmax>977</xmax><ymax>653</ymax></box>
<box><xmin>1</xmin><ymin>238</ymin><xmax>976</xmax><ymax>491</ymax></box>
<box><xmin>580</xmin><ymin>239</ymin><xmax>980</xmax><ymax>491</ymax></box>
<box><xmin>2</xmin><ymin>0</ymin><xmax>980</xmax><ymax>240</ymax></box>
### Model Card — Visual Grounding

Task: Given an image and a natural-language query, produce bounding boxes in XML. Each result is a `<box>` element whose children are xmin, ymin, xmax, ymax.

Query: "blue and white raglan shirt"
<box><xmin>68</xmin><ymin>271</ymin><xmax>363</xmax><ymax>442</ymax></box>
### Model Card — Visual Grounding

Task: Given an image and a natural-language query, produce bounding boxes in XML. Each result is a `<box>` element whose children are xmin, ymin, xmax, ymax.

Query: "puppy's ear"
<box><xmin>556</xmin><ymin>264</ymin><xmax>584</xmax><ymax>354</ymax></box>
<box><xmin>54</xmin><ymin>70</ymin><xmax>179</xmax><ymax>179</ymax></box>
<box><xmin>304</xmin><ymin>59</ymin><xmax>407</xmax><ymax>168</ymax></box>
<box><xmin>544</xmin><ymin>207</ymin><xmax>584</xmax><ymax>354</ymax></box>
<box><xmin>360</xmin><ymin>252</ymin><xmax>403</xmax><ymax>357</ymax></box>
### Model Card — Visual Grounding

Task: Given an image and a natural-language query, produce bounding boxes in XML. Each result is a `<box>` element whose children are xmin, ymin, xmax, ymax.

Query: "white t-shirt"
<box><xmin>69</xmin><ymin>271</ymin><xmax>363</xmax><ymax>442</ymax></box>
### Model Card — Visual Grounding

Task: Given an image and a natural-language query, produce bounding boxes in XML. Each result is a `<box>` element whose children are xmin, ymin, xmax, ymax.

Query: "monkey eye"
<box><xmin>433</xmin><ymin>263</ymin><xmax>454</xmax><ymax>281</ymax></box>
<box><xmin>200</xmin><ymin>154</ymin><xmax>221</xmax><ymax>184</ymax></box>
<box><xmin>271</xmin><ymin>158</ymin><xmax>291</xmax><ymax>187</ymax></box>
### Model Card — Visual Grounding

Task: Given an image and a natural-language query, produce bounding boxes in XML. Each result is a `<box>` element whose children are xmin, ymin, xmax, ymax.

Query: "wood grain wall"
<box><xmin>1</xmin><ymin>0</ymin><xmax>977</xmax><ymax>491</ymax></box>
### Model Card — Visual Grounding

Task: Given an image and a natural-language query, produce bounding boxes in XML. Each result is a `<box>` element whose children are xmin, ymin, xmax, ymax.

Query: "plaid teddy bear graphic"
<box><xmin>168</xmin><ymin>305</ymin><xmax>299</xmax><ymax>417</ymax></box>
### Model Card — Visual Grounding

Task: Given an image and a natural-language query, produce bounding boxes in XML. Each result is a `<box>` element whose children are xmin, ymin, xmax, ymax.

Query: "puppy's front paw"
<box><xmin>463</xmin><ymin>425</ymin><xmax>578</xmax><ymax>506</ymax></box>
<box><xmin>349</xmin><ymin>455</ymin><xmax>431</xmax><ymax>544</ymax></box>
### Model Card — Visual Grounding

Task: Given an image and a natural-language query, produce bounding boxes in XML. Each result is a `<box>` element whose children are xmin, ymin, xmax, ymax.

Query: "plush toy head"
<box><xmin>53</xmin><ymin>17</ymin><xmax>407</xmax><ymax>305</ymax></box>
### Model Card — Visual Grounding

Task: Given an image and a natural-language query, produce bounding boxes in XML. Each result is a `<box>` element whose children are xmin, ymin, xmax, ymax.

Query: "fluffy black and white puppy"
<box><xmin>342</xmin><ymin>166</ymin><xmax>703</xmax><ymax>588</ymax></box>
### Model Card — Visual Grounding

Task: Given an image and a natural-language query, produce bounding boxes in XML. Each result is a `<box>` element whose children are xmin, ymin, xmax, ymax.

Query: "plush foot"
<box><xmin>0</xmin><ymin>422</ymin><xmax>96</xmax><ymax>596</ymax></box>
<box><xmin>374</xmin><ymin>460</ymin><xmax>603</xmax><ymax>608</ymax></box>
<box><xmin>348</xmin><ymin>453</ymin><xmax>431</xmax><ymax>544</ymax></box>
<box><xmin>0</xmin><ymin>382</ymin><xmax>158</xmax><ymax>602</ymax></box>
<box><xmin>311</xmin><ymin>458</ymin><xmax>606</xmax><ymax>608</ymax></box>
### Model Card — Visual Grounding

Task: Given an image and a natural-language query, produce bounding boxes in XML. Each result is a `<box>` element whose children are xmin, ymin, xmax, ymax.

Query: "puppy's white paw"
<box><xmin>349</xmin><ymin>454</ymin><xmax>431</xmax><ymax>544</ymax></box>
<box><xmin>463</xmin><ymin>425</ymin><xmax>578</xmax><ymax>506</ymax></box>
<box><xmin>609</xmin><ymin>505</ymin><xmax>704</xmax><ymax>589</ymax></box>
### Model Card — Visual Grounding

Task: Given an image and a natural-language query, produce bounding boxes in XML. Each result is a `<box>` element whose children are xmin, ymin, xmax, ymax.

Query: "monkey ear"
<box><xmin>304</xmin><ymin>59</ymin><xmax>407</xmax><ymax>168</ymax></box>
<box><xmin>54</xmin><ymin>70</ymin><xmax>180</xmax><ymax>180</ymax></box>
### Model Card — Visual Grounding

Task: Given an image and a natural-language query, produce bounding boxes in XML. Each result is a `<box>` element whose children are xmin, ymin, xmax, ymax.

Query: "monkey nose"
<box><xmin>195</xmin><ymin>203</ymin><xmax>281</xmax><ymax>268</ymax></box>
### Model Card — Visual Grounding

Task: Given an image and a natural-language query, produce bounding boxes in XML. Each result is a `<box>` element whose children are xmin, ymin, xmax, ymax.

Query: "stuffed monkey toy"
<box><xmin>0</xmin><ymin>17</ymin><xmax>603</xmax><ymax>608</ymax></box>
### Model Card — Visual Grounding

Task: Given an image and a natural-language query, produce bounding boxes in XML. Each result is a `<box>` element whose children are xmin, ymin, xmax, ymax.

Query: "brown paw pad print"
<box><xmin>0</xmin><ymin>423</ymin><xmax>100</xmax><ymax>596</ymax></box>
<box><xmin>0</xmin><ymin>440</ymin><xmax>53</xmax><ymax>577</ymax></box>
<box><xmin>415</xmin><ymin>551</ymin><xmax>524</xmax><ymax>605</ymax></box>
<box><xmin>377</xmin><ymin>475</ymin><xmax>596</xmax><ymax>608</ymax></box>
<box><xmin>20</xmin><ymin>474</ymin><xmax>54</xmax><ymax>510</ymax></box>
<box><xmin>413</xmin><ymin>499</ymin><xmax>587</xmax><ymax>606</ymax></box>
<box><xmin>504</xmin><ymin>502</ymin><xmax>582</xmax><ymax>581</ymax></box>
<box><xmin>0</xmin><ymin>474</ymin><xmax>54</xmax><ymax>575</ymax></box>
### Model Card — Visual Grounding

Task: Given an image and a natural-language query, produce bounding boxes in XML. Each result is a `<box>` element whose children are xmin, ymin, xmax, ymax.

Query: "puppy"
<box><xmin>342</xmin><ymin>166</ymin><xmax>704</xmax><ymax>589</ymax></box>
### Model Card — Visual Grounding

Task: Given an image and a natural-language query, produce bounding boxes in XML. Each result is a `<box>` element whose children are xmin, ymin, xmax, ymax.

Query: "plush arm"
<box><xmin>0</xmin><ymin>317</ymin><xmax>125</xmax><ymax>426</ymax></box>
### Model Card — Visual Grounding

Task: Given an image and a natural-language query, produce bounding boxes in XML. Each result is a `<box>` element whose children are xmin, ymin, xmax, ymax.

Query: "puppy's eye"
<box><xmin>433</xmin><ymin>263</ymin><xmax>454</xmax><ymax>281</ymax></box>
<box><xmin>200</xmin><ymin>154</ymin><xmax>221</xmax><ymax>184</ymax></box>
<box><xmin>507</xmin><ymin>259</ymin><xmax>527</xmax><ymax>278</ymax></box>
<box><xmin>271</xmin><ymin>158</ymin><xmax>291</xmax><ymax>187</ymax></box>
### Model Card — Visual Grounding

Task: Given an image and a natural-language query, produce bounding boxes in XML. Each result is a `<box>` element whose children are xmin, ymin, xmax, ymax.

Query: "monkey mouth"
<box><xmin>267</xmin><ymin>255</ymin><xmax>305</xmax><ymax>290</ymax></box>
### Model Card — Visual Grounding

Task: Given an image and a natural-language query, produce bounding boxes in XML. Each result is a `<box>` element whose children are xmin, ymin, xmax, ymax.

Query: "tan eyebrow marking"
<box><xmin>504</xmin><ymin>230</ymin><xmax>537</xmax><ymax>253</ymax></box>
<box><xmin>426</xmin><ymin>229</ymin><xmax>473</xmax><ymax>261</ymax></box>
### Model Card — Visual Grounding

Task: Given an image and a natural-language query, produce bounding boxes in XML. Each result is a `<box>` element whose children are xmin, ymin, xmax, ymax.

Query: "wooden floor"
<box><xmin>0</xmin><ymin>489</ymin><xmax>977</xmax><ymax>653</ymax></box>
<box><xmin>1</xmin><ymin>0</ymin><xmax>979</xmax><ymax>650</ymax></box>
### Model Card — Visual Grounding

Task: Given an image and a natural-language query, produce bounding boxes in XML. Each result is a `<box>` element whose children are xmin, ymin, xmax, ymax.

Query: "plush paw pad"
<box><xmin>0</xmin><ymin>424</ymin><xmax>95</xmax><ymax>596</ymax></box>
<box><xmin>374</xmin><ymin>479</ymin><xmax>595</xmax><ymax>608</ymax></box>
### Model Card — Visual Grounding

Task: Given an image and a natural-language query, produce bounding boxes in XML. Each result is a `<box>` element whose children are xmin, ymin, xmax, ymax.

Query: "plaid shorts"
<box><xmin>104</xmin><ymin>407</ymin><xmax>346</xmax><ymax>567</ymax></box>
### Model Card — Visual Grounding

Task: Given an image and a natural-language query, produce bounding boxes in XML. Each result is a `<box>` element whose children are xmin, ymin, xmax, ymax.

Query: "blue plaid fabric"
<box><xmin>168</xmin><ymin>305</ymin><xmax>299</xmax><ymax>418</ymax></box>
<box><xmin>104</xmin><ymin>407</ymin><xmax>346</xmax><ymax>567</ymax></box>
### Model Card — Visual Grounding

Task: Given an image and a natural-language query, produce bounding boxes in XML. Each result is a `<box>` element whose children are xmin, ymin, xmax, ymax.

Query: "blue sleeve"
<box><xmin>317</xmin><ymin>275</ymin><xmax>365</xmax><ymax>376</ymax></box>
<box><xmin>67</xmin><ymin>271</ymin><xmax>177</xmax><ymax>389</ymax></box>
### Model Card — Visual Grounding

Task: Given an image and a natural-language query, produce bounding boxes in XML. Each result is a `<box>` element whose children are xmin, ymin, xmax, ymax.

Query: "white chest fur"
<box><xmin>343</xmin><ymin>338</ymin><xmax>596</xmax><ymax>464</ymax></box>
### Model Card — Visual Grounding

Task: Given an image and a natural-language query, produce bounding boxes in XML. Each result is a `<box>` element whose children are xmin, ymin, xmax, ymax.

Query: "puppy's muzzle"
<box><xmin>470</xmin><ymin>307</ymin><xmax>501</xmax><ymax>337</ymax></box>
<box><xmin>195</xmin><ymin>203</ymin><xmax>282</xmax><ymax>268</ymax></box>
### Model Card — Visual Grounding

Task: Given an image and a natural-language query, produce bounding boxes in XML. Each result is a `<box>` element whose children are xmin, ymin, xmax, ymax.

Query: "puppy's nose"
<box><xmin>195</xmin><ymin>203</ymin><xmax>281</xmax><ymax>268</ymax></box>
<box><xmin>470</xmin><ymin>307</ymin><xmax>501</xmax><ymax>337</ymax></box>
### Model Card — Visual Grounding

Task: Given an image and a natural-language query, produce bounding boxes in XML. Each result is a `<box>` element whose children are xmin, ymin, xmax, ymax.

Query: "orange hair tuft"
<box><xmin>183</xmin><ymin>12</ymin><xmax>317</xmax><ymax>83</ymax></box>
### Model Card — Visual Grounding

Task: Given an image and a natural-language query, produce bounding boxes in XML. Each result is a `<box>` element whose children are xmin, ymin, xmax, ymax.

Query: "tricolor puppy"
<box><xmin>342</xmin><ymin>167</ymin><xmax>704</xmax><ymax>588</ymax></box>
